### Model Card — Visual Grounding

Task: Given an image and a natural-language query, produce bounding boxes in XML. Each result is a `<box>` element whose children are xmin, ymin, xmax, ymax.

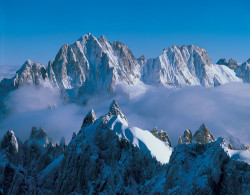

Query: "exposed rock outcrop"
<box><xmin>165</xmin><ymin>138</ymin><xmax>250</xmax><ymax>194</ymax></box>
<box><xmin>193</xmin><ymin>124</ymin><xmax>216</xmax><ymax>144</ymax></box>
<box><xmin>151</xmin><ymin>127</ymin><xmax>171</xmax><ymax>147</ymax></box>
<box><xmin>217</xmin><ymin>58</ymin><xmax>238</xmax><ymax>69</ymax></box>
<box><xmin>81</xmin><ymin>109</ymin><xmax>97</xmax><ymax>128</ymax></box>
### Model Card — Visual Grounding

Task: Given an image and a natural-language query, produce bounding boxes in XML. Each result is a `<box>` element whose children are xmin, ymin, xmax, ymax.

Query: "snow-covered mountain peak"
<box><xmin>217</xmin><ymin>58</ymin><xmax>227</xmax><ymax>65</ymax></box>
<box><xmin>12</xmin><ymin>59</ymin><xmax>50</xmax><ymax>87</ymax></box>
<box><xmin>17</xmin><ymin>59</ymin><xmax>43</xmax><ymax>74</ymax></box>
<box><xmin>0</xmin><ymin>33</ymin><xmax>248</xmax><ymax>115</ymax></box>
<box><xmin>80</xmin><ymin>100</ymin><xmax>172</xmax><ymax>164</ymax></box>
<box><xmin>77</xmin><ymin>32</ymin><xmax>96</xmax><ymax>42</ymax></box>
<box><xmin>98</xmin><ymin>34</ymin><xmax>109</xmax><ymax>43</ymax></box>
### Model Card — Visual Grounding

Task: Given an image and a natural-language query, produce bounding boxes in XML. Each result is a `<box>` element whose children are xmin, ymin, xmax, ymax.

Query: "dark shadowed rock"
<box><xmin>227</xmin><ymin>58</ymin><xmax>238</xmax><ymax>69</ymax></box>
<box><xmin>1</xmin><ymin>130</ymin><xmax>19</xmax><ymax>155</ymax></box>
<box><xmin>217</xmin><ymin>58</ymin><xmax>238</xmax><ymax>69</ymax></box>
<box><xmin>217</xmin><ymin>58</ymin><xmax>227</xmax><ymax>65</ymax></box>
<box><xmin>81</xmin><ymin>109</ymin><xmax>97</xmax><ymax>128</ymax></box>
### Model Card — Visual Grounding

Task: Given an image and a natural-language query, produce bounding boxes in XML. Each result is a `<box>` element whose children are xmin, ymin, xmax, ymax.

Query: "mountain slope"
<box><xmin>0</xmin><ymin>101</ymin><xmax>249</xmax><ymax>194</ymax></box>
<box><xmin>165</xmin><ymin>138</ymin><xmax>250</xmax><ymax>194</ymax></box>
<box><xmin>0</xmin><ymin>33</ymin><xmax>247</xmax><ymax>105</ymax></box>
<box><xmin>139</xmin><ymin>45</ymin><xmax>242</xmax><ymax>87</ymax></box>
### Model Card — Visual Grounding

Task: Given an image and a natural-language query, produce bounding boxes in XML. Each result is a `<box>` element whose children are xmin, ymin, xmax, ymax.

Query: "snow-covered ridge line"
<box><xmin>0</xmin><ymin>100</ymin><xmax>249</xmax><ymax>194</ymax></box>
<box><xmin>0</xmin><ymin>33</ymin><xmax>249</xmax><ymax>107</ymax></box>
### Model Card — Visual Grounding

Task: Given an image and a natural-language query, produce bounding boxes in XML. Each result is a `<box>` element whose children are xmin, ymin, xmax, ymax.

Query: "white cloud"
<box><xmin>5</xmin><ymin>85</ymin><xmax>63</xmax><ymax>114</ymax></box>
<box><xmin>1</xmin><ymin>82</ymin><xmax>250</xmax><ymax>146</ymax></box>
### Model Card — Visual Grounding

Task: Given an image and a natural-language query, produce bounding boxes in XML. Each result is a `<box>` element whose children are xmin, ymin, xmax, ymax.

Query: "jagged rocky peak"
<box><xmin>138</xmin><ymin>55</ymin><xmax>146</xmax><ymax>61</ymax></box>
<box><xmin>165</xmin><ymin>138</ymin><xmax>249</xmax><ymax>194</ymax></box>
<box><xmin>48</xmin><ymin>60</ymin><xmax>52</xmax><ymax>67</ymax></box>
<box><xmin>227</xmin><ymin>58</ymin><xmax>238</xmax><ymax>69</ymax></box>
<box><xmin>1</xmin><ymin>130</ymin><xmax>19</xmax><ymax>154</ymax></box>
<box><xmin>99</xmin><ymin>34</ymin><xmax>108</xmax><ymax>42</ymax></box>
<box><xmin>27</xmin><ymin>126</ymin><xmax>53</xmax><ymax>147</ymax></box>
<box><xmin>13</xmin><ymin>59</ymin><xmax>48</xmax><ymax>87</ymax></box>
<box><xmin>106</xmin><ymin>100</ymin><xmax>128</xmax><ymax>122</ymax></box>
<box><xmin>193</xmin><ymin>124</ymin><xmax>216</xmax><ymax>144</ymax></box>
<box><xmin>228</xmin><ymin>143</ymin><xmax>234</xmax><ymax>150</ymax></box>
<box><xmin>151</xmin><ymin>127</ymin><xmax>158</xmax><ymax>137</ymax></box>
<box><xmin>228</xmin><ymin>58</ymin><xmax>238</xmax><ymax>66</ymax></box>
<box><xmin>217</xmin><ymin>58</ymin><xmax>227</xmax><ymax>65</ymax></box>
<box><xmin>30</xmin><ymin>126</ymin><xmax>48</xmax><ymax>140</ymax></box>
<box><xmin>235</xmin><ymin>58</ymin><xmax>250</xmax><ymax>82</ymax></box>
<box><xmin>138</xmin><ymin>55</ymin><xmax>147</xmax><ymax>66</ymax></box>
<box><xmin>81</xmin><ymin>109</ymin><xmax>97</xmax><ymax>128</ymax></box>
<box><xmin>159</xmin><ymin>130</ymin><xmax>171</xmax><ymax>147</ymax></box>
<box><xmin>109</xmin><ymin>100</ymin><xmax>122</xmax><ymax>116</ymax></box>
<box><xmin>217</xmin><ymin>58</ymin><xmax>238</xmax><ymax>69</ymax></box>
<box><xmin>183</xmin><ymin>129</ymin><xmax>192</xmax><ymax>144</ymax></box>
<box><xmin>78</xmin><ymin>32</ymin><xmax>96</xmax><ymax>41</ymax></box>
<box><xmin>151</xmin><ymin>127</ymin><xmax>171</xmax><ymax>147</ymax></box>
<box><xmin>178</xmin><ymin>136</ymin><xmax>182</xmax><ymax>144</ymax></box>
<box><xmin>178</xmin><ymin>129</ymin><xmax>193</xmax><ymax>145</ymax></box>
<box><xmin>19</xmin><ymin>59</ymin><xmax>42</xmax><ymax>70</ymax></box>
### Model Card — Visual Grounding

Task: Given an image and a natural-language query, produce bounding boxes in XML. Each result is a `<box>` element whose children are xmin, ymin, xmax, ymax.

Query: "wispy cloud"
<box><xmin>1</xmin><ymin>83</ymin><xmax>250</xmax><ymax>146</ymax></box>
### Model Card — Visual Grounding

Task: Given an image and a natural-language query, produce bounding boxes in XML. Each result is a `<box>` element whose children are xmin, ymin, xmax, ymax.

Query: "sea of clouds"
<box><xmin>0</xmin><ymin>81</ymin><xmax>250</xmax><ymax>146</ymax></box>
<box><xmin>0</xmin><ymin>65</ymin><xmax>20</xmax><ymax>81</ymax></box>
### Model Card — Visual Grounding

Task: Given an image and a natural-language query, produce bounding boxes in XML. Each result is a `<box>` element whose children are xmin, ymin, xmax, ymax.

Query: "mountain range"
<box><xmin>1</xmin><ymin>33</ymin><xmax>250</xmax><ymax>106</ymax></box>
<box><xmin>0</xmin><ymin>100</ymin><xmax>249</xmax><ymax>194</ymax></box>
<box><xmin>0</xmin><ymin>33</ymin><xmax>250</xmax><ymax>194</ymax></box>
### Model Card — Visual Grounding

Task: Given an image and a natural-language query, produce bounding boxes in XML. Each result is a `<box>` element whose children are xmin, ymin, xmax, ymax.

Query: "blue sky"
<box><xmin>0</xmin><ymin>0</ymin><xmax>250</xmax><ymax>66</ymax></box>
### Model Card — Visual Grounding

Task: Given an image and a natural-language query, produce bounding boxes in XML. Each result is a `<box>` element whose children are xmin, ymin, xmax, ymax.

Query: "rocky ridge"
<box><xmin>0</xmin><ymin>33</ymin><xmax>249</xmax><ymax>110</ymax></box>
<box><xmin>0</xmin><ymin>101</ymin><xmax>249</xmax><ymax>194</ymax></box>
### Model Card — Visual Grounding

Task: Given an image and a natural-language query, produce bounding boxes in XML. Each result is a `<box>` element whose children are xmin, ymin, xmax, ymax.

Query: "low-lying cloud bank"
<box><xmin>0</xmin><ymin>82</ymin><xmax>250</xmax><ymax>146</ymax></box>
<box><xmin>0</xmin><ymin>65</ymin><xmax>20</xmax><ymax>81</ymax></box>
